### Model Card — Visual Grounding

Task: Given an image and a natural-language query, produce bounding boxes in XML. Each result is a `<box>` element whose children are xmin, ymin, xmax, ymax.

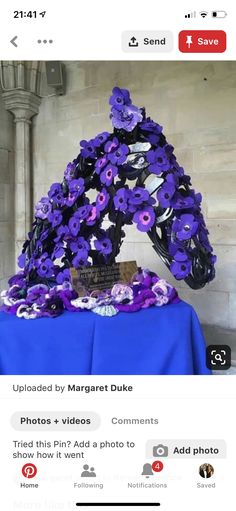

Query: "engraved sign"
<box><xmin>70</xmin><ymin>261</ymin><xmax>138</xmax><ymax>296</ymax></box>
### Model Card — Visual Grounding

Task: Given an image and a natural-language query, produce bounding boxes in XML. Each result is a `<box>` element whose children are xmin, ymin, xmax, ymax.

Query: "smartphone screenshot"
<box><xmin>0</xmin><ymin>1</ymin><xmax>235</xmax><ymax>509</ymax></box>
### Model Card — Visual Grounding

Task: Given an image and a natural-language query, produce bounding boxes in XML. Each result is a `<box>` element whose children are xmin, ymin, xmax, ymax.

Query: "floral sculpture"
<box><xmin>1</xmin><ymin>87</ymin><xmax>216</xmax><ymax>319</ymax></box>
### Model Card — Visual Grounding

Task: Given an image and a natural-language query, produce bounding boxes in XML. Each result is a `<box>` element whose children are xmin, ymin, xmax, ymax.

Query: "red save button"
<box><xmin>179</xmin><ymin>30</ymin><xmax>226</xmax><ymax>53</ymax></box>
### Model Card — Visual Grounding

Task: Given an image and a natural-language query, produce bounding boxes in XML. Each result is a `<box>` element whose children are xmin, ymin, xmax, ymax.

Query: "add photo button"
<box><xmin>122</xmin><ymin>31</ymin><xmax>173</xmax><ymax>52</ymax></box>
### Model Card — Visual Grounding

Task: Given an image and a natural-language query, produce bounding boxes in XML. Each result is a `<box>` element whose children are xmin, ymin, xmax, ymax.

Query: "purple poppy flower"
<box><xmin>48</xmin><ymin>183</ymin><xmax>65</xmax><ymax>207</ymax></box>
<box><xmin>95</xmin><ymin>155</ymin><xmax>109</xmax><ymax>175</ymax></box>
<box><xmin>86</xmin><ymin>205</ymin><xmax>99</xmax><ymax>226</ymax></box>
<box><xmin>170</xmin><ymin>259</ymin><xmax>192</xmax><ymax>280</ymax></box>
<box><xmin>54</xmin><ymin>225</ymin><xmax>69</xmax><ymax>243</ymax></box>
<box><xmin>70</xmin><ymin>237</ymin><xmax>90</xmax><ymax>253</ymax></box>
<box><xmin>114</xmin><ymin>188</ymin><xmax>128</xmax><ymax>211</ymax></box>
<box><xmin>169</xmin><ymin>242</ymin><xmax>189</xmax><ymax>262</ymax></box>
<box><xmin>27</xmin><ymin>284</ymin><xmax>48</xmax><ymax>305</ymax></box>
<box><xmin>111</xmin><ymin>104</ymin><xmax>143</xmax><ymax>132</ymax></box>
<box><xmin>8</xmin><ymin>271</ymin><xmax>26</xmax><ymax>288</ymax></box>
<box><xmin>156</xmin><ymin>182</ymin><xmax>175</xmax><ymax>207</ymax></box>
<box><xmin>172</xmin><ymin>214</ymin><xmax>199</xmax><ymax>241</ymax></box>
<box><xmin>72</xmin><ymin>250</ymin><xmax>89</xmax><ymax>268</ymax></box>
<box><xmin>66</xmin><ymin>178</ymin><xmax>85</xmax><ymax>207</ymax></box>
<box><xmin>93</xmin><ymin>132</ymin><xmax>110</xmax><ymax>147</ymax></box>
<box><xmin>129</xmin><ymin>187</ymin><xmax>150</xmax><ymax>205</ymax></box>
<box><xmin>80</xmin><ymin>139</ymin><xmax>96</xmax><ymax>159</ymax></box>
<box><xmin>48</xmin><ymin>210</ymin><xmax>63</xmax><ymax>228</ymax></box>
<box><xmin>56</xmin><ymin>269</ymin><xmax>71</xmax><ymax>285</ymax></box>
<box><xmin>147</xmin><ymin>147</ymin><xmax>171</xmax><ymax>175</ymax></box>
<box><xmin>96</xmin><ymin>188</ymin><xmax>109</xmax><ymax>211</ymax></box>
<box><xmin>100</xmin><ymin>164</ymin><xmax>118</xmax><ymax>186</ymax></box>
<box><xmin>52</xmin><ymin>243</ymin><xmax>64</xmax><ymax>260</ymax></box>
<box><xmin>140</xmin><ymin>119</ymin><xmax>163</xmax><ymax>134</ymax></box>
<box><xmin>40</xmin><ymin>295</ymin><xmax>64</xmax><ymax>318</ymax></box>
<box><xmin>35</xmin><ymin>197</ymin><xmax>52</xmax><ymax>220</ymax></box>
<box><xmin>69</xmin><ymin>215</ymin><xmax>80</xmax><ymax>237</ymax></box>
<box><xmin>18</xmin><ymin>253</ymin><xmax>26</xmax><ymax>269</ymax></box>
<box><xmin>94</xmin><ymin>238</ymin><xmax>112</xmax><ymax>255</ymax></box>
<box><xmin>37</xmin><ymin>258</ymin><xmax>54</xmax><ymax>278</ymax></box>
<box><xmin>108</xmin><ymin>144</ymin><xmax>129</xmax><ymax>165</ymax></box>
<box><xmin>144</xmin><ymin>133</ymin><xmax>161</xmax><ymax>145</ymax></box>
<box><xmin>133</xmin><ymin>206</ymin><xmax>155</xmax><ymax>232</ymax></box>
<box><xmin>104</xmin><ymin>137</ymin><xmax>119</xmax><ymax>154</ymax></box>
<box><xmin>171</xmin><ymin>192</ymin><xmax>195</xmax><ymax>210</ymax></box>
<box><xmin>64</xmin><ymin>161</ymin><xmax>77</xmax><ymax>181</ymax></box>
<box><xmin>74</xmin><ymin>204</ymin><xmax>91</xmax><ymax>220</ymax></box>
<box><xmin>109</xmin><ymin>87</ymin><xmax>131</xmax><ymax>110</ymax></box>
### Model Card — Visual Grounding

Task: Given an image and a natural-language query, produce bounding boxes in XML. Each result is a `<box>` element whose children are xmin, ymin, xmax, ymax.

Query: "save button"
<box><xmin>179</xmin><ymin>30</ymin><xmax>226</xmax><ymax>53</ymax></box>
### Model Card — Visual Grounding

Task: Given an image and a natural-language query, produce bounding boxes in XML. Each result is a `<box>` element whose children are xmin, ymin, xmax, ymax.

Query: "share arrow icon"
<box><xmin>10</xmin><ymin>36</ymin><xmax>18</xmax><ymax>47</ymax></box>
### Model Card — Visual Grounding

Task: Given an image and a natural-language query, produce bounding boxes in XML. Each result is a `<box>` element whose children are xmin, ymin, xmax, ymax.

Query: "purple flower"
<box><xmin>94</xmin><ymin>238</ymin><xmax>112</xmax><ymax>255</ymax></box>
<box><xmin>156</xmin><ymin>183</ymin><xmax>175</xmax><ymax>207</ymax></box>
<box><xmin>169</xmin><ymin>243</ymin><xmax>189</xmax><ymax>262</ymax></box>
<box><xmin>93</xmin><ymin>132</ymin><xmax>110</xmax><ymax>147</ymax></box>
<box><xmin>95</xmin><ymin>155</ymin><xmax>109</xmax><ymax>174</ymax></box>
<box><xmin>27</xmin><ymin>284</ymin><xmax>48</xmax><ymax>305</ymax></box>
<box><xmin>129</xmin><ymin>187</ymin><xmax>150</xmax><ymax>205</ymax></box>
<box><xmin>172</xmin><ymin>214</ymin><xmax>199</xmax><ymax>241</ymax></box>
<box><xmin>108</xmin><ymin>144</ymin><xmax>129</xmax><ymax>165</ymax></box>
<box><xmin>86</xmin><ymin>206</ymin><xmax>99</xmax><ymax>226</ymax></box>
<box><xmin>80</xmin><ymin>139</ymin><xmax>96</xmax><ymax>159</ymax></box>
<box><xmin>100</xmin><ymin>164</ymin><xmax>118</xmax><ymax>186</ymax></box>
<box><xmin>8</xmin><ymin>271</ymin><xmax>26</xmax><ymax>288</ymax></box>
<box><xmin>170</xmin><ymin>259</ymin><xmax>192</xmax><ymax>280</ymax></box>
<box><xmin>39</xmin><ymin>295</ymin><xmax>64</xmax><ymax>318</ymax></box>
<box><xmin>114</xmin><ymin>188</ymin><xmax>128</xmax><ymax>211</ymax></box>
<box><xmin>72</xmin><ymin>250</ymin><xmax>89</xmax><ymax>268</ymax></box>
<box><xmin>109</xmin><ymin>87</ymin><xmax>131</xmax><ymax>110</ymax></box>
<box><xmin>133</xmin><ymin>206</ymin><xmax>155</xmax><ymax>232</ymax></box>
<box><xmin>48</xmin><ymin>183</ymin><xmax>65</xmax><ymax>206</ymax></box>
<box><xmin>104</xmin><ymin>137</ymin><xmax>119</xmax><ymax>154</ymax></box>
<box><xmin>69</xmin><ymin>215</ymin><xmax>80</xmax><ymax>237</ymax></box>
<box><xmin>74</xmin><ymin>204</ymin><xmax>91</xmax><ymax>220</ymax></box>
<box><xmin>48</xmin><ymin>210</ymin><xmax>63</xmax><ymax>228</ymax></box>
<box><xmin>54</xmin><ymin>225</ymin><xmax>69</xmax><ymax>243</ymax></box>
<box><xmin>96</xmin><ymin>188</ymin><xmax>109</xmax><ymax>211</ymax></box>
<box><xmin>140</xmin><ymin>119</ymin><xmax>163</xmax><ymax>134</ymax></box>
<box><xmin>66</xmin><ymin>178</ymin><xmax>85</xmax><ymax>207</ymax></box>
<box><xmin>70</xmin><ymin>237</ymin><xmax>90</xmax><ymax>253</ymax></box>
<box><xmin>35</xmin><ymin>197</ymin><xmax>52</xmax><ymax>220</ymax></box>
<box><xmin>56</xmin><ymin>269</ymin><xmax>71</xmax><ymax>285</ymax></box>
<box><xmin>171</xmin><ymin>192</ymin><xmax>195</xmax><ymax>210</ymax></box>
<box><xmin>64</xmin><ymin>162</ymin><xmax>77</xmax><ymax>181</ymax></box>
<box><xmin>147</xmin><ymin>147</ymin><xmax>171</xmax><ymax>175</ymax></box>
<box><xmin>37</xmin><ymin>258</ymin><xmax>54</xmax><ymax>278</ymax></box>
<box><xmin>18</xmin><ymin>253</ymin><xmax>26</xmax><ymax>269</ymax></box>
<box><xmin>52</xmin><ymin>243</ymin><xmax>64</xmax><ymax>259</ymax></box>
<box><xmin>111</xmin><ymin>104</ymin><xmax>143</xmax><ymax>132</ymax></box>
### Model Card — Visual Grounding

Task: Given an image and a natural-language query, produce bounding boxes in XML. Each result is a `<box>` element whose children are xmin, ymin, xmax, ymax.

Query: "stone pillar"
<box><xmin>2</xmin><ymin>90</ymin><xmax>41</xmax><ymax>265</ymax></box>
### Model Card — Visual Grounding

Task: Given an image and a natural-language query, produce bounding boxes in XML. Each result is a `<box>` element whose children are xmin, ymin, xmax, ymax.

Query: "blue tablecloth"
<box><xmin>0</xmin><ymin>301</ymin><xmax>210</xmax><ymax>375</ymax></box>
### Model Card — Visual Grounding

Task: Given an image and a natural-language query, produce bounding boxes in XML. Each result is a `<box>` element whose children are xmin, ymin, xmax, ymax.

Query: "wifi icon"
<box><xmin>200</xmin><ymin>11</ymin><xmax>208</xmax><ymax>18</ymax></box>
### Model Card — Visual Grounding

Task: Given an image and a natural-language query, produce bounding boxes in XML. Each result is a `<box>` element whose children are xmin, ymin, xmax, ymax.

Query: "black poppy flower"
<box><xmin>172</xmin><ymin>214</ymin><xmax>199</xmax><ymax>241</ymax></box>
<box><xmin>147</xmin><ymin>147</ymin><xmax>171</xmax><ymax>175</ymax></box>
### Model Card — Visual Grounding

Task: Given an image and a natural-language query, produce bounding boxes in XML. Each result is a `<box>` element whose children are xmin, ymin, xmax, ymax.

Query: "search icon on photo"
<box><xmin>206</xmin><ymin>345</ymin><xmax>231</xmax><ymax>370</ymax></box>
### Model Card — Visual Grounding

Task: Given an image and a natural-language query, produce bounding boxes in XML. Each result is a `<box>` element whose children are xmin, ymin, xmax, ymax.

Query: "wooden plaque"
<box><xmin>70</xmin><ymin>261</ymin><xmax>138</xmax><ymax>296</ymax></box>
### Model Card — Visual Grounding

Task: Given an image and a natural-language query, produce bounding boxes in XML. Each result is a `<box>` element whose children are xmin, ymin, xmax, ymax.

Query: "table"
<box><xmin>0</xmin><ymin>301</ymin><xmax>211</xmax><ymax>375</ymax></box>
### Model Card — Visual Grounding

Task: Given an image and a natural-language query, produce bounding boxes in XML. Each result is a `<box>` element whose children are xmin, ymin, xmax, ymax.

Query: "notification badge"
<box><xmin>22</xmin><ymin>463</ymin><xmax>37</xmax><ymax>479</ymax></box>
<box><xmin>179</xmin><ymin>30</ymin><xmax>226</xmax><ymax>52</ymax></box>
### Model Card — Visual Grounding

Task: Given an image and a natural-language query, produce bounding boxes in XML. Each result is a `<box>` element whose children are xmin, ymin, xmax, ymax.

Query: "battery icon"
<box><xmin>212</xmin><ymin>11</ymin><xmax>227</xmax><ymax>18</ymax></box>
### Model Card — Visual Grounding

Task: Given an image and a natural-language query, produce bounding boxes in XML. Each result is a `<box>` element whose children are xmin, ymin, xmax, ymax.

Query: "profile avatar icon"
<box><xmin>81</xmin><ymin>464</ymin><xmax>96</xmax><ymax>477</ymax></box>
<box><xmin>199</xmin><ymin>463</ymin><xmax>214</xmax><ymax>479</ymax></box>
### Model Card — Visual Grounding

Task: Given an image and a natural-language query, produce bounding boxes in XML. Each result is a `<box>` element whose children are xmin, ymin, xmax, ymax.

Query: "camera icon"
<box><xmin>153</xmin><ymin>444</ymin><xmax>168</xmax><ymax>457</ymax></box>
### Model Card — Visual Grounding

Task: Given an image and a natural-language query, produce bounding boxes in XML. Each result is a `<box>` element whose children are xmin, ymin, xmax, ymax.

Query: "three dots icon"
<box><xmin>37</xmin><ymin>39</ymin><xmax>53</xmax><ymax>44</ymax></box>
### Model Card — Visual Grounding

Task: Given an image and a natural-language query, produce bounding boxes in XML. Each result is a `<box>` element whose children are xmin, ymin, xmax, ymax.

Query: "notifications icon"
<box><xmin>22</xmin><ymin>463</ymin><xmax>37</xmax><ymax>479</ymax></box>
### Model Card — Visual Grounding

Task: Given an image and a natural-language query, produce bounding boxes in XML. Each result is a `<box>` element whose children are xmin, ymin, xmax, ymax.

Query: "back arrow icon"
<box><xmin>10</xmin><ymin>36</ymin><xmax>18</xmax><ymax>47</ymax></box>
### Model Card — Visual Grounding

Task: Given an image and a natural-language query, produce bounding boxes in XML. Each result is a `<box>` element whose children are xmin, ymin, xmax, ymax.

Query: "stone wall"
<box><xmin>29</xmin><ymin>61</ymin><xmax>236</xmax><ymax>329</ymax></box>
<box><xmin>0</xmin><ymin>91</ymin><xmax>14</xmax><ymax>290</ymax></box>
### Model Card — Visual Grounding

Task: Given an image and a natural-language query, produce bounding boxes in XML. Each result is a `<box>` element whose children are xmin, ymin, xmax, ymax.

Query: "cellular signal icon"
<box><xmin>185</xmin><ymin>11</ymin><xmax>196</xmax><ymax>18</ymax></box>
<box><xmin>200</xmin><ymin>11</ymin><xmax>208</xmax><ymax>18</ymax></box>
